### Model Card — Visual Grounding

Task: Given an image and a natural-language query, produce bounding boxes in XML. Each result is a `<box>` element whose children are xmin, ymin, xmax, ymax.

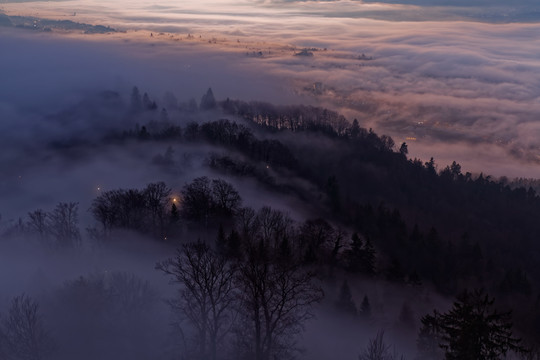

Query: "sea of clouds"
<box><xmin>2</xmin><ymin>0</ymin><xmax>540</xmax><ymax>178</ymax></box>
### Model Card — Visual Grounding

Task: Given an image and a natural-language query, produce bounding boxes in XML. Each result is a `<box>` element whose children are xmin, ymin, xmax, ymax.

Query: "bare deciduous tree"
<box><xmin>235</xmin><ymin>247</ymin><xmax>323</xmax><ymax>360</ymax></box>
<box><xmin>90</xmin><ymin>191</ymin><xmax>118</xmax><ymax>234</ymax></box>
<box><xmin>256</xmin><ymin>206</ymin><xmax>294</xmax><ymax>249</ymax></box>
<box><xmin>107</xmin><ymin>272</ymin><xmax>157</xmax><ymax>315</ymax></box>
<box><xmin>211</xmin><ymin>179</ymin><xmax>241</xmax><ymax>216</ymax></box>
<box><xmin>181</xmin><ymin>177</ymin><xmax>242</xmax><ymax>225</ymax></box>
<box><xmin>90</xmin><ymin>183</ymin><xmax>173</xmax><ymax>238</ymax></box>
<box><xmin>27</xmin><ymin>210</ymin><xmax>48</xmax><ymax>243</ymax></box>
<box><xmin>143</xmin><ymin>181</ymin><xmax>171</xmax><ymax>236</ymax></box>
<box><xmin>1</xmin><ymin>294</ymin><xmax>54</xmax><ymax>360</ymax></box>
<box><xmin>180</xmin><ymin>177</ymin><xmax>214</xmax><ymax>222</ymax></box>
<box><xmin>157</xmin><ymin>241</ymin><xmax>237</xmax><ymax>360</ymax></box>
<box><xmin>359</xmin><ymin>331</ymin><xmax>403</xmax><ymax>360</ymax></box>
<box><xmin>47</xmin><ymin>202</ymin><xmax>81</xmax><ymax>247</ymax></box>
<box><xmin>236</xmin><ymin>207</ymin><xmax>260</xmax><ymax>241</ymax></box>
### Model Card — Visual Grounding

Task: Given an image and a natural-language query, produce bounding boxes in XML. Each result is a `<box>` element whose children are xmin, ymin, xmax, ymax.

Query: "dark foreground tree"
<box><xmin>235</xmin><ymin>246</ymin><xmax>323</xmax><ymax>360</ymax></box>
<box><xmin>418</xmin><ymin>289</ymin><xmax>528</xmax><ymax>360</ymax></box>
<box><xmin>417</xmin><ymin>310</ymin><xmax>443</xmax><ymax>360</ymax></box>
<box><xmin>156</xmin><ymin>241</ymin><xmax>237</xmax><ymax>360</ymax></box>
<box><xmin>1</xmin><ymin>294</ymin><xmax>54</xmax><ymax>360</ymax></box>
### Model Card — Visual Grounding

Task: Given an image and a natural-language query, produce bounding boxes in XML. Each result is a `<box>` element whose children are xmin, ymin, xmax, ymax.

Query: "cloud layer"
<box><xmin>2</xmin><ymin>0</ymin><xmax>540</xmax><ymax>178</ymax></box>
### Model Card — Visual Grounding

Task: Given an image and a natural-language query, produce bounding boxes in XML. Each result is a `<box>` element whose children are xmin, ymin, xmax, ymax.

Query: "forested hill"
<box><xmin>219</xmin><ymin>98</ymin><xmax>540</xmax><ymax>290</ymax></box>
<box><xmin>26</xmin><ymin>87</ymin><xmax>540</xmax><ymax>343</ymax></box>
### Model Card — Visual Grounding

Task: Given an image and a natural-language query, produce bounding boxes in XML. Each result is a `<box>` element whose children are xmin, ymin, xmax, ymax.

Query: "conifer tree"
<box><xmin>360</xmin><ymin>295</ymin><xmax>371</xmax><ymax>320</ymax></box>
<box><xmin>170</xmin><ymin>203</ymin><xmax>180</xmax><ymax>224</ymax></box>
<box><xmin>418</xmin><ymin>289</ymin><xmax>528</xmax><ymax>360</ymax></box>
<box><xmin>335</xmin><ymin>280</ymin><xmax>357</xmax><ymax>316</ymax></box>
<box><xmin>200</xmin><ymin>88</ymin><xmax>217</xmax><ymax>110</ymax></box>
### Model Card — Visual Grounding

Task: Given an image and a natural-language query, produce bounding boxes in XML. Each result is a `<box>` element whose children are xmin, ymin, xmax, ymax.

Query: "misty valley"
<box><xmin>0</xmin><ymin>86</ymin><xmax>539</xmax><ymax>360</ymax></box>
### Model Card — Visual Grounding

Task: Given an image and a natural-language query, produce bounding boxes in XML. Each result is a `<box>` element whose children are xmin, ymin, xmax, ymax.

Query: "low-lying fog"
<box><xmin>0</xmin><ymin>0</ymin><xmax>539</xmax><ymax>358</ymax></box>
<box><xmin>0</xmin><ymin>78</ymin><xmax>452</xmax><ymax>358</ymax></box>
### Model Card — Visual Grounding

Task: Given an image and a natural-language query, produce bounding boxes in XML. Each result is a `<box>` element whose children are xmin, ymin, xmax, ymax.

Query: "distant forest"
<box><xmin>1</xmin><ymin>87</ymin><xmax>539</xmax><ymax>359</ymax></box>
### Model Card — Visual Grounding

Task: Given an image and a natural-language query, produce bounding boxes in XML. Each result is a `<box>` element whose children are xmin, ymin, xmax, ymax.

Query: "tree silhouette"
<box><xmin>235</xmin><ymin>245</ymin><xmax>323</xmax><ymax>360</ymax></box>
<box><xmin>130</xmin><ymin>86</ymin><xmax>142</xmax><ymax>112</ymax></box>
<box><xmin>200</xmin><ymin>88</ymin><xmax>217</xmax><ymax>110</ymax></box>
<box><xmin>417</xmin><ymin>310</ymin><xmax>443</xmax><ymax>360</ymax></box>
<box><xmin>399</xmin><ymin>142</ymin><xmax>408</xmax><ymax>156</ymax></box>
<box><xmin>359</xmin><ymin>331</ymin><xmax>403</xmax><ymax>360</ymax></box>
<box><xmin>156</xmin><ymin>241</ymin><xmax>237</xmax><ymax>360</ymax></box>
<box><xmin>48</xmin><ymin>202</ymin><xmax>81</xmax><ymax>247</ymax></box>
<box><xmin>27</xmin><ymin>209</ymin><xmax>48</xmax><ymax>243</ymax></box>
<box><xmin>419</xmin><ymin>289</ymin><xmax>527</xmax><ymax>360</ymax></box>
<box><xmin>360</xmin><ymin>295</ymin><xmax>372</xmax><ymax>320</ymax></box>
<box><xmin>335</xmin><ymin>280</ymin><xmax>357</xmax><ymax>316</ymax></box>
<box><xmin>1</xmin><ymin>294</ymin><xmax>54</xmax><ymax>360</ymax></box>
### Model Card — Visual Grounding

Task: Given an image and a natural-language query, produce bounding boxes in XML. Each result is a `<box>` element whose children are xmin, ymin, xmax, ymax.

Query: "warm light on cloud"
<box><xmin>2</xmin><ymin>0</ymin><xmax>540</xmax><ymax>177</ymax></box>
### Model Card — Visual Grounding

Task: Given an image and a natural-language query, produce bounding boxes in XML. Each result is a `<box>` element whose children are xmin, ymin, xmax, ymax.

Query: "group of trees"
<box><xmin>354</xmin><ymin>289</ymin><xmax>528</xmax><ymax>360</ymax></box>
<box><xmin>88</xmin><ymin>177</ymin><xmax>243</xmax><ymax>239</ymax></box>
<box><xmin>183</xmin><ymin>119</ymin><xmax>298</xmax><ymax>169</ymax></box>
<box><xmin>207</xmin><ymin>96</ymin><xmax>540</xmax><ymax>340</ymax></box>
<box><xmin>3</xmin><ymin>85</ymin><xmax>540</xmax><ymax>357</ymax></box>
<box><xmin>155</xmin><ymin>228</ymin><xmax>526</xmax><ymax>360</ymax></box>
<box><xmin>130</xmin><ymin>86</ymin><xmax>158</xmax><ymax>113</ymax></box>
<box><xmin>180</xmin><ymin>177</ymin><xmax>241</xmax><ymax>223</ymax></box>
<box><xmin>50</xmin><ymin>272</ymin><xmax>159</xmax><ymax>360</ymax></box>
<box><xmin>129</xmin><ymin>86</ymin><xmax>217</xmax><ymax>116</ymax></box>
<box><xmin>88</xmin><ymin>177</ymin><xmax>355</xmax><ymax>274</ymax></box>
<box><xmin>221</xmin><ymin>99</ymin><xmax>351</xmax><ymax>136</ymax></box>
<box><xmin>2</xmin><ymin>202</ymin><xmax>82</xmax><ymax>248</ymax></box>
<box><xmin>87</xmin><ymin>172</ymin><xmax>531</xmax><ymax>324</ymax></box>
<box><xmin>157</xmin><ymin>240</ymin><xmax>323</xmax><ymax>360</ymax></box>
<box><xmin>0</xmin><ymin>272</ymin><xmax>160</xmax><ymax>360</ymax></box>
<box><xmin>334</xmin><ymin>280</ymin><xmax>371</xmax><ymax>320</ymax></box>
<box><xmin>226</xmin><ymin>205</ymin><xmax>373</xmax><ymax>274</ymax></box>
<box><xmin>91</xmin><ymin>182</ymin><xmax>171</xmax><ymax>238</ymax></box>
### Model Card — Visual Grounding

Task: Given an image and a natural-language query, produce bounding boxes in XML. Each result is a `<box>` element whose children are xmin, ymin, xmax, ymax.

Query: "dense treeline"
<box><xmin>221</xmin><ymin>98</ymin><xmax>351</xmax><ymax>136</ymax></box>
<box><xmin>216</xmin><ymin>98</ymin><xmax>540</xmax><ymax>340</ymax></box>
<box><xmin>116</xmin><ymin>93</ymin><xmax>540</xmax><ymax>294</ymax></box>
<box><xmin>91</xmin><ymin>182</ymin><xmax>171</xmax><ymax>238</ymax></box>
<box><xmin>114</xmin><ymin>89</ymin><xmax>540</xmax><ymax>342</ymax></box>
<box><xmin>85</xmin><ymin>176</ymin><xmax>531</xmax><ymax>359</ymax></box>
<box><xmin>5</xmin><ymin>202</ymin><xmax>81</xmax><ymax>248</ymax></box>
<box><xmin>89</xmin><ymin>178</ymin><xmax>328</xmax><ymax>359</ymax></box>
<box><xmin>3</xmin><ymin>86</ymin><xmax>540</xmax><ymax>358</ymax></box>
<box><xmin>98</xmin><ymin>88</ymin><xmax>540</xmax><ymax>295</ymax></box>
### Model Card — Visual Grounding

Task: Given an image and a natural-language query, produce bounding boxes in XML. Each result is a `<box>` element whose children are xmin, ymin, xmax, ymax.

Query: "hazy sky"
<box><xmin>3</xmin><ymin>0</ymin><xmax>540</xmax><ymax>177</ymax></box>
